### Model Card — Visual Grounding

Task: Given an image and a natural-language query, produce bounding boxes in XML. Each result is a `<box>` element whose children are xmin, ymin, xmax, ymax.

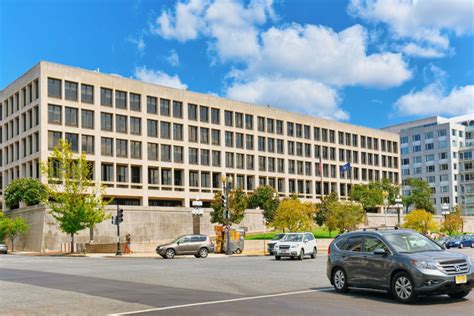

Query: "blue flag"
<box><xmin>339</xmin><ymin>162</ymin><xmax>351</xmax><ymax>174</ymax></box>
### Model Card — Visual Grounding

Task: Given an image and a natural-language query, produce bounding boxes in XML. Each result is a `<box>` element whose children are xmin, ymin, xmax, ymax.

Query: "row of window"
<box><xmin>2</xmin><ymin>132</ymin><xmax>40</xmax><ymax>166</ymax></box>
<box><xmin>400</xmin><ymin>129</ymin><xmax>464</xmax><ymax>144</ymax></box>
<box><xmin>401</xmin><ymin>141</ymin><xmax>449</xmax><ymax>154</ymax></box>
<box><xmin>2</xmin><ymin>106</ymin><xmax>39</xmax><ymax>143</ymax></box>
<box><xmin>402</xmin><ymin>163</ymin><xmax>450</xmax><ymax>176</ymax></box>
<box><xmin>46</xmin><ymin>78</ymin><xmax>398</xmax><ymax>151</ymax></box>
<box><xmin>401</xmin><ymin>152</ymin><xmax>451</xmax><ymax>165</ymax></box>
<box><xmin>1</xmin><ymin>79</ymin><xmax>39</xmax><ymax>119</ymax></box>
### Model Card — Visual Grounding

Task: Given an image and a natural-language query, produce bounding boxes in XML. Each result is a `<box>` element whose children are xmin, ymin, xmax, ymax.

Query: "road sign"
<box><xmin>192</xmin><ymin>200</ymin><xmax>203</xmax><ymax>207</ymax></box>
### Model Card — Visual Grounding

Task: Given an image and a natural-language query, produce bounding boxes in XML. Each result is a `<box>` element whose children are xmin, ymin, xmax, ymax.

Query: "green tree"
<box><xmin>350</xmin><ymin>184</ymin><xmax>383</xmax><ymax>212</ymax></box>
<box><xmin>315</xmin><ymin>192</ymin><xmax>338</xmax><ymax>227</ymax></box>
<box><xmin>42</xmin><ymin>140</ymin><xmax>110</xmax><ymax>252</ymax></box>
<box><xmin>325</xmin><ymin>201</ymin><xmax>365</xmax><ymax>235</ymax></box>
<box><xmin>441</xmin><ymin>208</ymin><xmax>464</xmax><ymax>235</ymax></box>
<box><xmin>271</xmin><ymin>198</ymin><xmax>315</xmax><ymax>232</ymax></box>
<box><xmin>4</xmin><ymin>217</ymin><xmax>29</xmax><ymax>252</ymax></box>
<box><xmin>402</xmin><ymin>209</ymin><xmax>438</xmax><ymax>234</ymax></box>
<box><xmin>84</xmin><ymin>188</ymin><xmax>111</xmax><ymax>242</ymax></box>
<box><xmin>369</xmin><ymin>179</ymin><xmax>400</xmax><ymax>205</ymax></box>
<box><xmin>4</xmin><ymin>178</ymin><xmax>48</xmax><ymax>208</ymax></box>
<box><xmin>403</xmin><ymin>178</ymin><xmax>434</xmax><ymax>213</ymax></box>
<box><xmin>210</xmin><ymin>188</ymin><xmax>248</xmax><ymax>225</ymax></box>
<box><xmin>0</xmin><ymin>212</ymin><xmax>9</xmax><ymax>242</ymax></box>
<box><xmin>247</xmin><ymin>186</ymin><xmax>280</xmax><ymax>224</ymax></box>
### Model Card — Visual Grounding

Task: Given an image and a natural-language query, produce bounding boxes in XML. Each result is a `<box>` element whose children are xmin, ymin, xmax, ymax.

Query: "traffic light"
<box><xmin>118</xmin><ymin>208</ymin><xmax>124</xmax><ymax>223</ymax></box>
<box><xmin>221</xmin><ymin>193</ymin><xmax>227</xmax><ymax>209</ymax></box>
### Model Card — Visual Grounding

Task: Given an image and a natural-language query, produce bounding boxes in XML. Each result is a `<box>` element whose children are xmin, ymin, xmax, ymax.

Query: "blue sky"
<box><xmin>1</xmin><ymin>0</ymin><xmax>473</xmax><ymax>128</ymax></box>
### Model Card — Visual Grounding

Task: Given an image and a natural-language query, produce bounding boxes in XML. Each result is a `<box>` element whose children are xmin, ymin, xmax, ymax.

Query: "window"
<box><xmin>413</xmin><ymin>145</ymin><xmax>421</xmax><ymax>152</ymax></box>
<box><xmin>247</xmin><ymin>155</ymin><xmax>254</xmax><ymax>170</ymax></box>
<box><xmin>161</xmin><ymin>169</ymin><xmax>172</xmax><ymax>185</ymax></box>
<box><xmin>439</xmin><ymin>152</ymin><xmax>448</xmax><ymax>160</ymax></box>
<box><xmin>130</xmin><ymin>141</ymin><xmax>141</xmax><ymax>159</ymax></box>
<box><xmin>81</xmin><ymin>84</ymin><xmax>94</xmax><ymax>104</ymax></box>
<box><xmin>101</xmin><ymin>164</ymin><xmax>114</xmax><ymax>182</ymax></box>
<box><xmin>200</xmin><ymin>127</ymin><xmax>209</xmax><ymax>144</ymax></box>
<box><xmin>48</xmin><ymin>104</ymin><xmax>62</xmax><ymax>124</ymax></box>
<box><xmin>147</xmin><ymin>143</ymin><xmax>159</xmax><ymax>161</ymax></box>
<box><xmin>65</xmin><ymin>133</ymin><xmax>78</xmax><ymax>152</ymax></box>
<box><xmin>65</xmin><ymin>81</ymin><xmax>78</xmax><ymax>101</ymax></box>
<box><xmin>400</xmin><ymin>136</ymin><xmax>408</xmax><ymax>144</ymax></box>
<box><xmin>189</xmin><ymin>171</ymin><xmax>199</xmax><ymax>187</ymax></box>
<box><xmin>173</xmin><ymin>123</ymin><xmax>183</xmax><ymax>140</ymax></box>
<box><xmin>245</xmin><ymin>114</ymin><xmax>253</xmax><ymax>130</ymax></box>
<box><xmin>439</xmin><ymin>163</ymin><xmax>449</xmax><ymax>171</ymax></box>
<box><xmin>201</xmin><ymin>149</ymin><xmax>210</xmax><ymax>165</ymax></box>
<box><xmin>226</xmin><ymin>152</ymin><xmax>234</xmax><ymax>168</ymax></box>
<box><xmin>438</xmin><ymin>129</ymin><xmax>447</xmax><ymax>137</ymax></box>
<box><xmin>147</xmin><ymin>96</ymin><xmax>157</xmax><ymax>114</ymax></box>
<box><xmin>225</xmin><ymin>111</ymin><xmax>233</xmax><ymax>126</ymax></box>
<box><xmin>189</xmin><ymin>148</ymin><xmax>199</xmax><ymax>164</ymax></box>
<box><xmin>225</xmin><ymin>132</ymin><xmax>234</xmax><ymax>147</ymax></box>
<box><xmin>363</xmin><ymin>237</ymin><xmax>388</xmax><ymax>253</ymax></box>
<box><xmin>100</xmin><ymin>88</ymin><xmax>113</xmax><ymax>106</ymax></box>
<box><xmin>413</xmin><ymin>156</ymin><xmax>422</xmax><ymax>163</ymax></box>
<box><xmin>147</xmin><ymin>167</ymin><xmax>158</xmax><ymax>184</ymax></box>
<box><xmin>116</xmin><ymin>90</ymin><xmax>127</xmax><ymax>109</ymax></box>
<box><xmin>200</xmin><ymin>106</ymin><xmax>209</xmax><ymax>122</ymax></box>
<box><xmin>131</xmin><ymin>166</ymin><xmax>141</xmax><ymax>183</ymax></box>
<box><xmin>212</xmin><ymin>150</ymin><xmax>221</xmax><ymax>167</ymax></box>
<box><xmin>426</xmin><ymin>165</ymin><xmax>435</xmax><ymax>173</ymax></box>
<box><xmin>296</xmin><ymin>124</ymin><xmax>302</xmax><ymax>138</ymax></box>
<box><xmin>212</xmin><ymin>129</ymin><xmax>220</xmax><ymax>145</ymax></box>
<box><xmin>235</xmin><ymin>112</ymin><xmax>243</xmax><ymax>128</ymax></box>
<box><xmin>287</xmin><ymin>122</ymin><xmax>294</xmax><ymax>136</ymax></box>
<box><xmin>438</xmin><ymin>140</ymin><xmax>447</xmax><ymax>148</ymax></box>
<box><xmin>65</xmin><ymin>107</ymin><xmax>78</xmax><ymax>126</ymax></box>
<box><xmin>425</xmin><ymin>154</ymin><xmax>434</xmax><ymax>162</ymax></box>
<box><xmin>211</xmin><ymin>108</ymin><xmax>220</xmax><ymax>124</ymax></box>
<box><xmin>188</xmin><ymin>104</ymin><xmax>197</xmax><ymax>120</ymax></box>
<box><xmin>117</xmin><ymin>165</ymin><xmax>128</xmax><ymax>183</ymax></box>
<box><xmin>173</xmin><ymin>146</ymin><xmax>183</xmax><ymax>163</ymax></box>
<box><xmin>161</xmin><ymin>144</ymin><xmax>171</xmax><ymax>162</ymax></box>
<box><xmin>48</xmin><ymin>131</ymin><xmax>62</xmax><ymax>150</ymax></box>
<box><xmin>116</xmin><ymin>139</ymin><xmax>128</xmax><ymax>157</ymax></box>
<box><xmin>160</xmin><ymin>99</ymin><xmax>170</xmax><ymax>116</ymax></box>
<box><xmin>258</xmin><ymin>116</ymin><xmax>265</xmax><ymax>132</ymax></box>
<box><xmin>246</xmin><ymin>134</ymin><xmax>253</xmax><ymax>150</ymax></box>
<box><xmin>116</xmin><ymin>115</ymin><xmax>127</xmax><ymax>133</ymax></box>
<box><xmin>100</xmin><ymin>112</ymin><xmax>113</xmax><ymax>131</ymax></box>
<box><xmin>160</xmin><ymin>121</ymin><xmax>170</xmax><ymax>139</ymax></box>
<box><xmin>189</xmin><ymin>126</ymin><xmax>198</xmax><ymax>142</ymax></box>
<box><xmin>81</xmin><ymin>135</ymin><xmax>94</xmax><ymax>154</ymax></box>
<box><xmin>101</xmin><ymin>137</ymin><xmax>113</xmax><ymax>156</ymax></box>
<box><xmin>173</xmin><ymin>101</ymin><xmax>183</xmax><ymax>118</ymax></box>
<box><xmin>425</xmin><ymin>143</ymin><xmax>434</xmax><ymax>150</ymax></box>
<box><xmin>338</xmin><ymin>236</ymin><xmax>363</xmax><ymax>252</ymax></box>
<box><xmin>130</xmin><ymin>117</ymin><xmax>141</xmax><ymax>135</ymax></box>
<box><xmin>130</xmin><ymin>93</ymin><xmax>141</xmax><ymax>111</ymax></box>
<box><xmin>48</xmin><ymin>78</ymin><xmax>61</xmax><ymax>98</ymax></box>
<box><xmin>412</xmin><ymin>134</ymin><xmax>421</xmax><ymax>141</ymax></box>
<box><xmin>147</xmin><ymin>119</ymin><xmax>158</xmax><ymax>137</ymax></box>
<box><xmin>401</xmin><ymin>147</ymin><xmax>409</xmax><ymax>155</ymax></box>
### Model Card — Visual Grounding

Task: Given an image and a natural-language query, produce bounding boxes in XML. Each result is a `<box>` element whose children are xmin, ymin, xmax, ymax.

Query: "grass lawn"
<box><xmin>245</xmin><ymin>227</ymin><xmax>340</xmax><ymax>240</ymax></box>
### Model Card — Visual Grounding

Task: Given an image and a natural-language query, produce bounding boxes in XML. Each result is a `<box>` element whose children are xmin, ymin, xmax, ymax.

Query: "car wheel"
<box><xmin>310</xmin><ymin>247</ymin><xmax>317</xmax><ymax>259</ymax></box>
<box><xmin>298</xmin><ymin>249</ymin><xmax>304</xmax><ymax>260</ymax></box>
<box><xmin>459</xmin><ymin>243</ymin><xmax>464</xmax><ymax>249</ymax></box>
<box><xmin>448</xmin><ymin>289</ymin><xmax>471</xmax><ymax>299</ymax></box>
<box><xmin>446</xmin><ymin>245</ymin><xmax>450</xmax><ymax>249</ymax></box>
<box><xmin>332</xmin><ymin>268</ymin><xmax>349</xmax><ymax>293</ymax></box>
<box><xmin>471</xmin><ymin>242</ymin><xmax>474</xmax><ymax>248</ymax></box>
<box><xmin>391</xmin><ymin>272</ymin><xmax>417</xmax><ymax>303</ymax></box>
<box><xmin>199</xmin><ymin>247</ymin><xmax>209</xmax><ymax>258</ymax></box>
<box><xmin>275</xmin><ymin>256</ymin><xmax>281</xmax><ymax>260</ymax></box>
<box><xmin>165</xmin><ymin>248</ymin><xmax>175</xmax><ymax>259</ymax></box>
<box><xmin>194</xmin><ymin>254</ymin><xmax>200</xmax><ymax>258</ymax></box>
<box><xmin>234</xmin><ymin>248</ymin><xmax>242</xmax><ymax>254</ymax></box>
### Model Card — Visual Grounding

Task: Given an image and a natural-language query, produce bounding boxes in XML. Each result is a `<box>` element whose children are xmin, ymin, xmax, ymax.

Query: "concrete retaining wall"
<box><xmin>5</xmin><ymin>206</ymin><xmax>474</xmax><ymax>253</ymax></box>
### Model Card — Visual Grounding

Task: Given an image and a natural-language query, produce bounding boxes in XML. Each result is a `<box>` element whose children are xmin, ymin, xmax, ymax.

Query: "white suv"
<box><xmin>273</xmin><ymin>232</ymin><xmax>317</xmax><ymax>260</ymax></box>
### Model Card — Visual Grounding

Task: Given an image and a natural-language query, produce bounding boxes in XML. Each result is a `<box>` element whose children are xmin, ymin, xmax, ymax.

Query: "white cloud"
<box><xmin>401</xmin><ymin>43</ymin><xmax>445</xmax><ymax>58</ymax></box>
<box><xmin>227</xmin><ymin>77</ymin><xmax>348</xmax><ymax>121</ymax></box>
<box><xmin>348</xmin><ymin>0</ymin><xmax>474</xmax><ymax>57</ymax></box>
<box><xmin>128</xmin><ymin>37</ymin><xmax>146</xmax><ymax>55</ymax></box>
<box><xmin>239</xmin><ymin>24</ymin><xmax>411</xmax><ymax>88</ymax></box>
<box><xmin>167</xmin><ymin>49</ymin><xmax>180</xmax><ymax>66</ymax></box>
<box><xmin>394</xmin><ymin>83</ymin><xmax>474</xmax><ymax>116</ymax></box>
<box><xmin>134</xmin><ymin>66</ymin><xmax>188</xmax><ymax>90</ymax></box>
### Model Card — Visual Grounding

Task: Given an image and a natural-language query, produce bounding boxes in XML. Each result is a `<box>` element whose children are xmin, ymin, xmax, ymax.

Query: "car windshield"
<box><xmin>172</xmin><ymin>235</ymin><xmax>186</xmax><ymax>243</ymax></box>
<box><xmin>272</xmin><ymin>234</ymin><xmax>285</xmax><ymax>241</ymax></box>
<box><xmin>282</xmin><ymin>234</ymin><xmax>303</xmax><ymax>242</ymax></box>
<box><xmin>384</xmin><ymin>232</ymin><xmax>443</xmax><ymax>253</ymax></box>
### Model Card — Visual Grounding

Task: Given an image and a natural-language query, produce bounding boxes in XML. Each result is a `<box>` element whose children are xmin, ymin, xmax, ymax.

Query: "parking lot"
<box><xmin>0</xmin><ymin>248</ymin><xmax>473</xmax><ymax>315</ymax></box>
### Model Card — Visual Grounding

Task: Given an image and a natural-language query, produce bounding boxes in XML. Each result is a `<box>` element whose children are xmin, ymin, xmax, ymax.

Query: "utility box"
<box><xmin>214</xmin><ymin>225</ymin><xmax>245</xmax><ymax>254</ymax></box>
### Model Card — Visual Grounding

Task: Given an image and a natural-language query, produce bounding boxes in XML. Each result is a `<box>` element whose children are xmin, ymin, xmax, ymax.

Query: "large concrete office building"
<box><xmin>384</xmin><ymin>114</ymin><xmax>474</xmax><ymax>215</ymax></box>
<box><xmin>459</xmin><ymin>123</ymin><xmax>474</xmax><ymax>216</ymax></box>
<box><xmin>0</xmin><ymin>62</ymin><xmax>400</xmax><ymax>208</ymax></box>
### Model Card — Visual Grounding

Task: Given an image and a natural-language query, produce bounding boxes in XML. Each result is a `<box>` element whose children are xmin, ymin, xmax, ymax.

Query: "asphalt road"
<box><xmin>0</xmin><ymin>248</ymin><xmax>473</xmax><ymax>315</ymax></box>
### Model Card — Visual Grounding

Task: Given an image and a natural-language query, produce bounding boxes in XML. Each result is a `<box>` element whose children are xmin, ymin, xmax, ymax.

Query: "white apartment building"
<box><xmin>0</xmin><ymin>62</ymin><xmax>400</xmax><ymax>208</ymax></box>
<box><xmin>384</xmin><ymin>114</ymin><xmax>474</xmax><ymax>215</ymax></box>
<box><xmin>459</xmin><ymin>122</ymin><xmax>474</xmax><ymax>216</ymax></box>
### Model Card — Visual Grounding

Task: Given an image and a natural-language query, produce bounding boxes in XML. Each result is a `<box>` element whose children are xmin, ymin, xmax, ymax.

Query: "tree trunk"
<box><xmin>11</xmin><ymin>238</ymin><xmax>14</xmax><ymax>252</ymax></box>
<box><xmin>89</xmin><ymin>226</ymin><xmax>94</xmax><ymax>243</ymax></box>
<box><xmin>71</xmin><ymin>233</ymin><xmax>74</xmax><ymax>253</ymax></box>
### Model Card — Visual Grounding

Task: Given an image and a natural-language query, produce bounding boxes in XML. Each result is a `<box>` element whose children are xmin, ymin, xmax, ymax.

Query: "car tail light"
<box><xmin>327</xmin><ymin>246</ymin><xmax>331</xmax><ymax>256</ymax></box>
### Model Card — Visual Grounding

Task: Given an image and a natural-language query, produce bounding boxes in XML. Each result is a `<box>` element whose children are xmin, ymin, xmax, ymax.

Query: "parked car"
<box><xmin>0</xmin><ymin>243</ymin><xmax>7</xmax><ymax>254</ymax></box>
<box><xmin>156</xmin><ymin>234</ymin><xmax>215</xmax><ymax>259</ymax></box>
<box><xmin>327</xmin><ymin>227</ymin><xmax>473</xmax><ymax>303</ymax></box>
<box><xmin>273</xmin><ymin>232</ymin><xmax>317</xmax><ymax>260</ymax></box>
<box><xmin>445</xmin><ymin>235</ymin><xmax>474</xmax><ymax>249</ymax></box>
<box><xmin>267</xmin><ymin>233</ymin><xmax>286</xmax><ymax>255</ymax></box>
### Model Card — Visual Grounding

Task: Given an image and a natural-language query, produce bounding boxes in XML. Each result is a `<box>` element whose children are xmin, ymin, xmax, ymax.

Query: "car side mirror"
<box><xmin>373</xmin><ymin>248</ymin><xmax>387</xmax><ymax>255</ymax></box>
<box><xmin>177</xmin><ymin>241</ymin><xmax>180</xmax><ymax>245</ymax></box>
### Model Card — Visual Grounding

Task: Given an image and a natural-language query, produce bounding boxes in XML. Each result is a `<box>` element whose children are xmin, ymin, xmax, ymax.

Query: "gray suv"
<box><xmin>156</xmin><ymin>234</ymin><xmax>215</xmax><ymax>259</ymax></box>
<box><xmin>327</xmin><ymin>228</ymin><xmax>473</xmax><ymax>303</ymax></box>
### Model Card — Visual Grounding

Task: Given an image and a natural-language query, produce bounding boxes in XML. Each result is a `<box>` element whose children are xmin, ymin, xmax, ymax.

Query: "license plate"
<box><xmin>455</xmin><ymin>275</ymin><xmax>467</xmax><ymax>284</ymax></box>
<box><xmin>280</xmin><ymin>250</ymin><xmax>287</xmax><ymax>254</ymax></box>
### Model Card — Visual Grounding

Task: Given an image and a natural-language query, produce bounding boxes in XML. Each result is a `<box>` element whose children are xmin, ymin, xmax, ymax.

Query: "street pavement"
<box><xmin>0</xmin><ymin>248</ymin><xmax>473</xmax><ymax>315</ymax></box>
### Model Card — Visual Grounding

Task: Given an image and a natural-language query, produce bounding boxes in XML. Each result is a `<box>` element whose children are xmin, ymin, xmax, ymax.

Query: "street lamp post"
<box><xmin>441</xmin><ymin>203</ymin><xmax>450</xmax><ymax>221</ymax></box>
<box><xmin>395</xmin><ymin>195</ymin><xmax>403</xmax><ymax>227</ymax></box>
<box><xmin>383</xmin><ymin>191</ymin><xmax>389</xmax><ymax>226</ymax></box>
<box><xmin>222</xmin><ymin>175</ymin><xmax>233</xmax><ymax>256</ymax></box>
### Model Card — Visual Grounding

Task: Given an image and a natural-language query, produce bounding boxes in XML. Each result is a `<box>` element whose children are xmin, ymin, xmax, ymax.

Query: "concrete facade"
<box><xmin>0</xmin><ymin>61</ymin><xmax>400</xmax><ymax>209</ymax></box>
<box><xmin>384</xmin><ymin>115</ymin><xmax>474</xmax><ymax>215</ymax></box>
<box><xmin>460</xmin><ymin>124</ymin><xmax>474</xmax><ymax>215</ymax></box>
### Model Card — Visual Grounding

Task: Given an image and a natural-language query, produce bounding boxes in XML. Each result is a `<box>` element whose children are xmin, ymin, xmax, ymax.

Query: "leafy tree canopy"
<box><xmin>403</xmin><ymin>178</ymin><xmax>434</xmax><ymax>213</ymax></box>
<box><xmin>271</xmin><ymin>197</ymin><xmax>315</xmax><ymax>232</ymax></box>
<box><xmin>4</xmin><ymin>178</ymin><xmax>48</xmax><ymax>207</ymax></box>
<box><xmin>315</xmin><ymin>192</ymin><xmax>338</xmax><ymax>227</ymax></box>
<box><xmin>247</xmin><ymin>186</ymin><xmax>279</xmax><ymax>224</ymax></box>
<box><xmin>325</xmin><ymin>201</ymin><xmax>365</xmax><ymax>234</ymax></box>
<box><xmin>402</xmin><ymin>209</ymin><xmax>438</xmax><ymax>234</ymax></box>
<box><xmin>210</xmin><ymin>188</ymin><xmax>247</xmax><ymax>225</ymax></box>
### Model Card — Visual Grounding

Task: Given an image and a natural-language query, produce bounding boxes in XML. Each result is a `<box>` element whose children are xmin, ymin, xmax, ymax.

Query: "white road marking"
<box><xmin>109</xmin><ymin>287</ymin><xmax>334</xmax><ymax>315</ymax></box>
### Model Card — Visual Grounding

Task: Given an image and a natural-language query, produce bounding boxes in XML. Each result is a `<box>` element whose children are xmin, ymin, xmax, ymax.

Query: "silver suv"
<box><xmin>156</xmin><ymin>234</ymin><xmax>215</xmax><ymax>259</ymax></box>
<box><xmin>327</xmin><ymin>228</ymin><xmax>473</xmax><ymax>303</ymax></box>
